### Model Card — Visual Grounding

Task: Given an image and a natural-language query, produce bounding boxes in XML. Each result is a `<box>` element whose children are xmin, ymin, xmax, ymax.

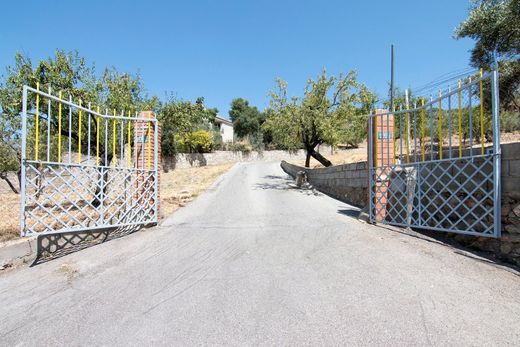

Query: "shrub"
<box><xmin>501</xmin><ymin>110</ymin><xmax>520</xmax><ymax>133</ymax></box>
<box><xmin>177</xmin><ymin>130</ymin><xmax>214</xmax><ymax>153</ymax></box>
<box><xmin>228</xmin><ymin>141</ymin><xmax>253</xmax><ymax>154</ymax></box>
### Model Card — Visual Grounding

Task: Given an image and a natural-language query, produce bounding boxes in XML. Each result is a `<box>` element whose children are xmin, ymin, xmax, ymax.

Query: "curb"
<box><xmin>0</xmin><ymin>237</ymin><xmax>36</xmax><ymax>271</ymax></box>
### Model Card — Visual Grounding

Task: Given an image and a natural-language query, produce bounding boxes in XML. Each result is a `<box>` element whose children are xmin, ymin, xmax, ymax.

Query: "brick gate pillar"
<box><xmin>134</xmin><ymin>111</ymin><xmax>162</xmax><ymax>223</ymax></box>
<box><xmin>369</xmin><ymin>109</ymin><xmax>394</xmax><ymax>222</ymax></box>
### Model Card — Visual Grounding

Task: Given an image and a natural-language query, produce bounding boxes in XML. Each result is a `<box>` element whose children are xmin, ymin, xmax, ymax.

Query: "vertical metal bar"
<box><xmin>78</xmin><ymin>99</ymin><xmax>82</xmax><ymax>164</ymax></box>
<box><xmin>104</xmin><ymin>108</ymin><xmax>108</xmax><ymax>166</ymax></box>
<box><xmin>413</xmin><ymin>104</ymin><xmax>418</xmax><ymax>163</ymax></box>
<box><xmin>429</xmin><ymin>96</ymin><xmax>434</xmax><ymax>161</ymax></box>
<box><xmin>141</xmin><ymin>113</ymin><xmax>145</xmax><ymax>171</ymax></box>
<box><xmin>58</xmin><ymin>91</ymin><xmax>62</xmax><ymax>163</ymax></box>
<box><xmin>438</xmin><ymin>90</ymin><xmax>443</xmax><ymax>160</ymax></box>
<box><xmin>153</xmin><ymin>117</ymin><xmax>159</xmax><ymax>222</ymax></box>
<box><xmin>480</xmin><ymin>68</ymin><xmax>485</xmax><ymax>155</ymax></box>
<box><xmin>20</xmin><ymin>86</ymin><xmax>28</xmax><ymax>236</ymax></box>
<box><xmin>379</xmin><ymin>112</ymin><xmax>383</xmax><ymax>168</ymax></box>
<box><xmin>112</xmin><ymin>109</ymin><xmax>117</xmax><ymax>167</ymax></box>
<box><xmin>35</xmin><ymin>82</ymin><xmax>40</xmax><ymax>161</ymax></box>
<box><xmin>458</xmin><ymin>80</ymin><xmax>463</xmax><ymax>157</ymax></box>
<box><xmin>96</xmin><ymin>106</ymin><xmax>100</xmax><ymax>166</ymax></box>
<box><xmin>387</xmin><ymin>111</ymin><xmax>390</xmax><ymax>166</ymax></box>
<box><xmin>399</xmin><ymin>108</ymin><xmax>403</xmax><ymax>164</ymax></box>
<box><xmin>87</xmin><ymin>103</ymin><xmax>91</xmax><ymax>162</ymax></box>
<box><xmin>127</xmin><ymin>111</ymin><xmax>131</xmax><ymax>168</ymax></box>
<box><xmin>47</xmin><ymin>85</ymin><xmax>51</xmax><ymax>162</ymax></box>
<box><xmin>448</xmin><ymin>87</ymin><xmax>452</xmax><ymax>159</ymax></box>
<box><xmin>405</xmin><ymin>95</ymin><xmax>410</xmax><ymax>164</ymax></box>
<box><xmin>120</xmin><ymin>110</ymin><xmax>124</xmax><ymax>164</ymax></box>
<box><xmin>68</xmin><ymin>94</ymin><xmax>72</xmax><ymax>163</ymax></box>
<box><xmin>368</xmin><ymin>112</ymin><xmax>373</xmax><ymax>223</ymax></box>
<box><xmin>468</xmin><ymin>78</ymin><xmax>473</xmax><ymax>157</ymax></box>
<box><xmin>147</xmin><ymin>121</ymin><xmax>152</xmax><ymax>170</ymax></box>
<box><xmin>100</xmin><ymin>167</ymin><xmax>104</xmax><ymax>224</ymax></box>
<box><xmin>491</xmin><ymin>66</ymin><xmax>501</xmax><ymax>237</ymax></box>
<box><xmin>421</xmin><ymin>99</ymin><xmax>425</xmax><ymax>162</ymax></box>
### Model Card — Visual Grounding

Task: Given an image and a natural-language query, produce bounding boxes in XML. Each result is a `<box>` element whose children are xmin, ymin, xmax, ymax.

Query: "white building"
<box><xmin>214</xmin><ymin>116</ymin><xmax>234</xmax><ymax>143</ymax></box>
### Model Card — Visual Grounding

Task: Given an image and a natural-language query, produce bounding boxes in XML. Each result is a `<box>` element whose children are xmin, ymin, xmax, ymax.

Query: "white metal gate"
<box><xmin>368</xmin><ymin>68</ymin><xmax>501</xmax><ymax>237</ymax></box>
<box><xmin>20</xmin><ymin>85</ymin><xmax>159</xmax><ymax>236</ymax></box>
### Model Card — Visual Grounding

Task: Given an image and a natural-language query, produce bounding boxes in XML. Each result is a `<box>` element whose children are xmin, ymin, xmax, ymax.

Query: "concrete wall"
<box><xmin>280</xmin><ymin>160</ymin><xmax>368</xmax><ymax>207</ymax></box>
<box><xmin>163</xmin><ymin>150</ymin><xmax>307</xmax><ymax>171</ymax></box>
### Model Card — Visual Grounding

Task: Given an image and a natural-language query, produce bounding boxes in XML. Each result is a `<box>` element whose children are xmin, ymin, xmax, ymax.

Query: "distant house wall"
<box><xmin>219</xmin><ymin>122</ymin><xmax>234</xmax><ymax>143</ymax></box>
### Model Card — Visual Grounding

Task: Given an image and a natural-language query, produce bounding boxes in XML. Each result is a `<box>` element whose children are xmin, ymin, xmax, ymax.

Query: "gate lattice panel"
<box><xmin>20</xmin><ymin>85</ymin><xmax>158</xmax><ymax>236</ymax></box>
<box><xmin>368</xmin><ymin>69</ymin><xmax>501</xmax><ymax>237</ymax></box>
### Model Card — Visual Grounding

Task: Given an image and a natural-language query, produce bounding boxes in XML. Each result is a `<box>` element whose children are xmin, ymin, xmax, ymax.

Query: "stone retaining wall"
<box><xmin>163</xmin><ymin>150</ymin><xmax>307</xmax><ymax>171</ymax></box>
<box><xmin>280</xmin><ymin>160</ymin><xmax>368</xmax><ymax>207</ymax></box>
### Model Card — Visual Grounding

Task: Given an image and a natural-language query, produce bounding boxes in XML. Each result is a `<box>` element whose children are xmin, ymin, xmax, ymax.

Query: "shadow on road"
<box><xmin>32</xmin><ymin>225</ymin><xmax>142</xmax><ymax>266</ymax></box>
<box><xmin>337</xmin><ymin>208</ymin><xmax>361</xmax><ymax>219</ymax></box>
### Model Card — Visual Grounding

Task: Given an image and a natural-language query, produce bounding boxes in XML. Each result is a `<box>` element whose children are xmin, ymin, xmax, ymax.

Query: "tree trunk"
<box><xmin>308</xmin><ymin>148</ymin><xmax>332</xmax><ymax>167</ymax></box>
<box><xmin>305</xmin><ymin>152</ymin><xmax>311</xmax><ymax>167</ymax></box>
<box><xmin>0</xmin><ymin>171</ymin><xmax>20</xmax><ymax>194</ymax></box>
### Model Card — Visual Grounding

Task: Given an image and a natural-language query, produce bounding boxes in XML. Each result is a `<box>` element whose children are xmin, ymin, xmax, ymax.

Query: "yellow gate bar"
<box><xmin>458</xmin><ymin>80</ymin><xmax>463</xmax><ymax>158</ymax></box>
<box><xmin>113</xmin><ymin>109</ymin><xmax>117</xmax><ymax>166</ymax></box>
<box><xmin>147</xmin><ymin>120</ymin><xmax>152</xmax><ymax>170</ymax></box>
<box><xmin>421</xmin><ymin>99</ymin><xmax>425</xmax><ymax>162</ymax></box>
<box><xmin>480</xmin><ymin>68</ymin><xmax>485</xmax><ymax>155</ymax></box>
<box><xmin>438</xmin><ymin>90</ymin><xmax>443</xmax><ymax>160</ymax></box>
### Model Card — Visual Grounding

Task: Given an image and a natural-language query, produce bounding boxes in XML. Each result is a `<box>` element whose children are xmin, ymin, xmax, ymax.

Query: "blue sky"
<box><xmin>1</xmin><ymin>0</ymin><xmax>475</xmax><ymax>117</ymax></box>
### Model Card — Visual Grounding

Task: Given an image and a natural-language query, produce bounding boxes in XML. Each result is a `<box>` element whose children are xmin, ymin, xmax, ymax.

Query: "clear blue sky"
<box><xmin>0</xmin><ymin>0</ymin><xmax>475</xmax><ymax>118</ymax></box>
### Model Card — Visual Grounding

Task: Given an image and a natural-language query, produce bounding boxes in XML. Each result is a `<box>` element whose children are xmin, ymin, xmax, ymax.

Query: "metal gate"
<box><xmin>368</xmin><ymin>68</ymin><xmax>501</xmax><ymax>237</ymax></box>
<box><xmin>20</xmin><ymin>85</ymin><xmax>159</xmax><ymax>236</ymax></box>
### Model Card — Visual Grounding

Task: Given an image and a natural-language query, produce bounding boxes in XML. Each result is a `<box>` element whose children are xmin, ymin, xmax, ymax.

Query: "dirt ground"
<box><xmin>293</xmin><ymin>132</ymin><xmax>520</xmax><ymax>169</ymax></box>
<box><xmin>0</xmin><ymin>163</ymin><xmax>234</xmax><ymax>244</ymax></box>
<box><xmin>0</xmin><ymin>194</ymin><xmax>20</xmax><ymax>243</ymax></box>
<box><xmin>291</xmin><ymin>142</ymin><xmax>368</xmax><ymax>169</ymax></box>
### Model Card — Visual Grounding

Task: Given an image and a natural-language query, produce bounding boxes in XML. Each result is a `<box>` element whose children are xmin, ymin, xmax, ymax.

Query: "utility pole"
<box><xmin>390</xmin><ymin>44</ymin><xmax>394</xmax><ymax>112</ymax></box>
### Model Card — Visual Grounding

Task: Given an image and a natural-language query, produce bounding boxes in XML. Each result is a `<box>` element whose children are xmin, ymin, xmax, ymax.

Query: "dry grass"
<box><xmin>291</xmin><ymin>142</ymin><xmax>368</xmax><ymax>169</ymax></box>
<box><xmin>161</xmin><ymin>163</ymin><xmax>235</xmax><ymax>216</ymax></box>
<box><xmin>0</xmin><ymin>163</ymin><xmax>234</xmax><ymax>243</ymax></box>
<box><xmin>0</xmin><ymin>194</ymin><xmax>20</xmax><ymax>243</ymax></box>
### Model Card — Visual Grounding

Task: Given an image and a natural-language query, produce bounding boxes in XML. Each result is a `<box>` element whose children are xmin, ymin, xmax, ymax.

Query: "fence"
<box><xmin>368</xmin><ymin>68</ymin><xmax>501</xmax><ymax>237</ymax></box>
<box><xmin>20</xmin><ymin>84</ymin><xmax>159</xmax><ymax>236</ymax></box>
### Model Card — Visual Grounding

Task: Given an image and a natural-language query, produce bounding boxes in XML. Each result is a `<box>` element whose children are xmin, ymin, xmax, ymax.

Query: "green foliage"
<box><xmin>500</xmin><ymin>109</ymin><xmax>520</xmax><ymax>132</ymax></box>
<box><xmin>158</xmin><ymin>97</ymin><xmax>217</xmax><ymax>155</ymax></box>
<box><xmin>229</xmin><ymin>98</ymin><xmax>266</xmax><ymax>138</ymax></box>
<box><xmin>264</xmin><ymin>70</ymin><xmax>377</xmax><ymax>157</ymax></box>
<box><xmin>455</xmin><ymin>0</ymin><xmax>520</xmax><ymax>111</ymax></box>
<box><xmin>177</xmin><ymin>130</ymin><xmax>214</xmax><ymax>153</ymax></box>
<box><xmin>0</xmin><ymin>50</ymin><xmax>153</xmax><ymax>177</ymax></box>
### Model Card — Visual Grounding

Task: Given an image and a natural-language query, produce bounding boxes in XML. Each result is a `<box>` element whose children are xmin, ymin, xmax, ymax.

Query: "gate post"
<box><xmin>369</xmin><ymin>109</ymin><xmax>394</xmax><ymax>222</ymax></box>
<box><xmin>134</xmin><ymin>111</ymin><xmax>162</xmax><ymax>223</ymax></box>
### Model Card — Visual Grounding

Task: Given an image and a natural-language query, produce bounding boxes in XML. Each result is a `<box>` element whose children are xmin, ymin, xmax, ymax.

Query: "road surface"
<box><xmin>1</xmin><ymin>162</ymin><xmax>520</xmax><ymax>346</ymax></box>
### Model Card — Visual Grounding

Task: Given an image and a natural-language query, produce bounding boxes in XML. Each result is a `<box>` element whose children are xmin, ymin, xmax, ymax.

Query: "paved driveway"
<box><xmin>1</xmin><ymin>162</ymin><xmax>520</xmax><ymax>346</ymax></box>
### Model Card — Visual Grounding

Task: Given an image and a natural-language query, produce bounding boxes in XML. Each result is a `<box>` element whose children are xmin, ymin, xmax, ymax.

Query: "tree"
<box><xmin>0</xmin><ymin>50</ymin><xmax>152</xmax><ymax>194</ymax></box>
<box><xmin>228</xmin><ymin>98</ymin><xmax>265</xmax><ymax>138</ymax></box>
<box><xmin>455</xmin><ymin>0</ymin><xmax>520</xmax><ymax>111</ymax></box>
<box><xmin>158</xmin><ymin>96</ymin><xmax>217</xmax><ymax>155</ymax></box>
<box><xmin>264</xmin><ymin>70</ymin><xmax>376</xmax><ymax>167</ymax></box>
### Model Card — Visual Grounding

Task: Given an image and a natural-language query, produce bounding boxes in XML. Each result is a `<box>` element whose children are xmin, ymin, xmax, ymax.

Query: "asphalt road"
<box><xmin>1</xmin><ymin>162</ymin><xmax>520</xmax><ymax>346</ymax></box>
